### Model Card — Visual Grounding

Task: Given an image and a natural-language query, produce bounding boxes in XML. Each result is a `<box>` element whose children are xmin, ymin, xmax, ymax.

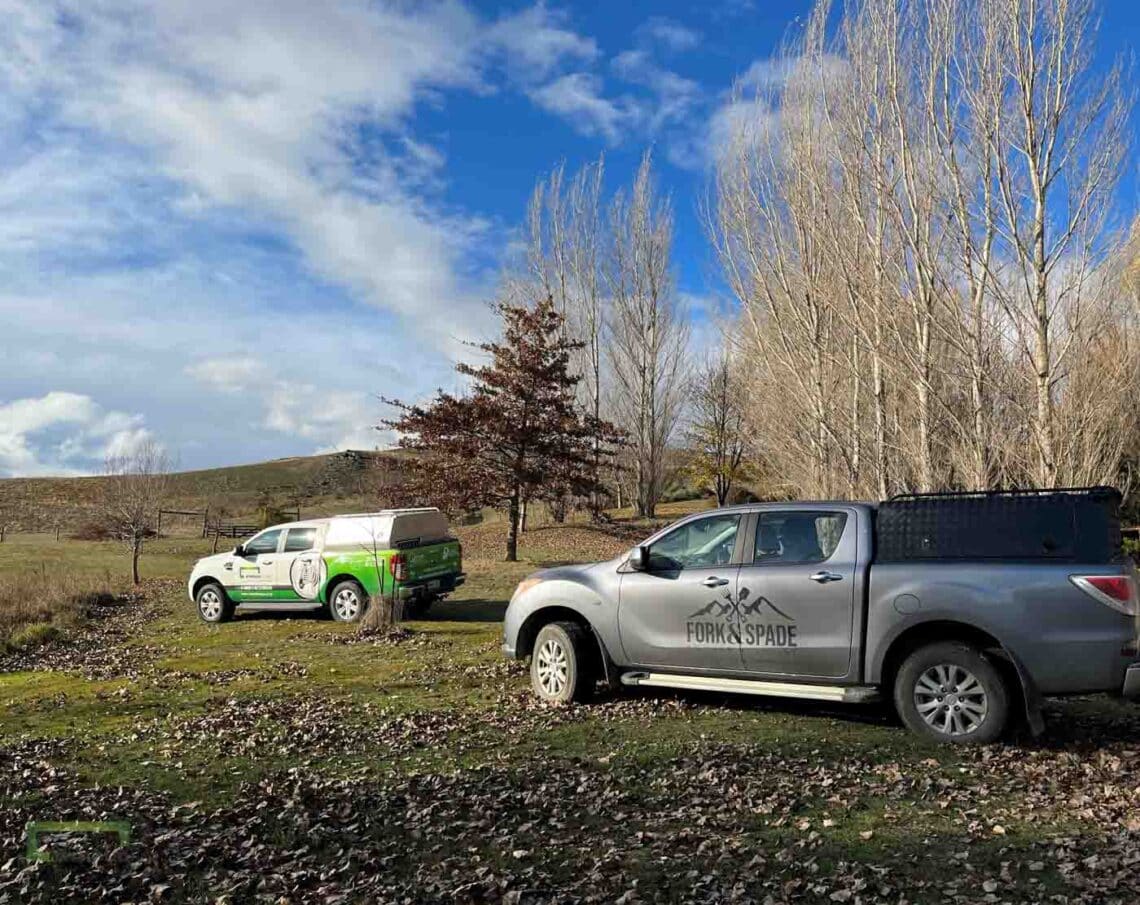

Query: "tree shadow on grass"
<box><xmin>612</xmin><ymin>684</ymin><xmax>900</xmax><ymax>730</ymax></box>
<box><xmin>233</xmin><ymin>608</ymin><xmax>326</xmax><ymax>622</ymax></box>
<box><xmin>429</xmin><ymin>598</ymin><xmax>507</xmax><ymax>623</ymax></box>
<box><xmin>1025</xmin><ymin>696</ymin><xmax>1140</xmax><ymax>750</ymax></box>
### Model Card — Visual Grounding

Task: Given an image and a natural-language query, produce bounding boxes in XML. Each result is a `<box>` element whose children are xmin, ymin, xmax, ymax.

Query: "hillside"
<box><xmin>0</xmin><ymin>450</ymin><xmax>404</xmax><ymax>533</ymax></box>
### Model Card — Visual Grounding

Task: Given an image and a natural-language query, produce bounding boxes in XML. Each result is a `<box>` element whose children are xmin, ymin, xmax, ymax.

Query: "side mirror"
<box><xmin>628</xmin><ymin>545</ymin><xmax>648</xmax><ymax>571</ymax></box>
<box><xmin>233</xmin><ymin>544</ymin><xmax>245</xmax><ymax>557</ymax></box>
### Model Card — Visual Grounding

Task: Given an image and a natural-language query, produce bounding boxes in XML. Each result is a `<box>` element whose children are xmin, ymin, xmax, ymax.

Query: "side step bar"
<box><xmin>620</xmin><ymin>671</ymin><xmax>880</xmax><ymax>704</ymax></box>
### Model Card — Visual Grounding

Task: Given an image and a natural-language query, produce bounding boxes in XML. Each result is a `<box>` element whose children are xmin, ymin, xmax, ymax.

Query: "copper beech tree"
<box><xmin>383</xmin><ymin>298</ymin><xmax>622</xmax><ymax>561</ymax></box>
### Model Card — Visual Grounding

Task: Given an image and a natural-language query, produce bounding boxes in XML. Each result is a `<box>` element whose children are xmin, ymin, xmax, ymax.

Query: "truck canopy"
<box><xmin>323</xmin><ymin>508</ymin><xmax>452</xmax><ymax>551</ymax></box>
<box><xmin>875</xmin><ymin>487</ymin><xmax>1122</xmax><ymax>562</ymax></box>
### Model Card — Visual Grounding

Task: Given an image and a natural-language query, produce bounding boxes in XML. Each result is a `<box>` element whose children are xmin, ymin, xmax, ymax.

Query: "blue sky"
<box><xmin>0</xmin><ymin>0</ymin><xmax>1137</xmax><ymax>476</ymax></box>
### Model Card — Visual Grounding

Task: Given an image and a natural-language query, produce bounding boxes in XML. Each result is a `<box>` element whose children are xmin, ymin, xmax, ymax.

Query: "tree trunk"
<box><xmin>1033</xmin><ymin>269</ymin><xmax>1056</xmax><ymax>488</ymax></box>
<box><xmin>872</xmin><ymin>350</ymin><xmax>888</xmax><ymax>500</ymax></box>
<box><xmin>132</xmin><ymin>539</ymin><xmax>142</xmax><ymax>585</ymax></box>
<box><xmin>506</xmin><ymin>490</ymin><xmax>520</xmax><ymax>562</ymax></box>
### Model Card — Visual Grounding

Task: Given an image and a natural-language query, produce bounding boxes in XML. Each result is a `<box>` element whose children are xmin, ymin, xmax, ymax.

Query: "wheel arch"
<box><xmin>880</xmin><ymin>621</ymin><xmax>1003</xmax><ymax>689</ymax></box>
<box><xmin>880</xmin><ymin>619</ymin><xmax>1038</xmax><ymax>734</ymax></box>
<box><xmin>192</xmin><ymin>575</ymin><xmax>229</xmax><ymax>601</ymax></box>
<box><xmin>516</xmin><ymin>605</ymin><xmax>614</xmax><ymax>682</ymax></box>
<box><xmin>322</xmin><ymin>573</ymin><xmax>363</xmax><ymax>604</ymax></box>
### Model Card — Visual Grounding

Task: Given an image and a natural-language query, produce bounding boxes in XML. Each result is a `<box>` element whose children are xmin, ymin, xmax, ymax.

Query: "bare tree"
<box><xmin>714</xmin><ymin>0</ymin><xmax>1134</xmax><ymax>500</ymax></box>
<box><xmin>517</xmin><ymin>156</ymin><xmax>610</xmax><ymax>515</ymax></box>
<box><xmin>712</xmin><ymin>17</ymin><xmax>859</xmax><ymax>499</ymax></box>
<box><xmin>99</xmin><ymin>440</ymin><xmax>172</xmax><ymax>585</ymax></box>
<box><xmin>982</xmin><ymin>0</ymin><xmax>1130</xmax><ymax>487</ymax></box>
<box><xmin>608</xmin><ymin>151</ymin><xmax>690</xmax><ymax>517</ymax></box>
<box><xmin>686</xmin><ymin>347</ymin><xmax>750</xmax><ymax>505</ymax></box>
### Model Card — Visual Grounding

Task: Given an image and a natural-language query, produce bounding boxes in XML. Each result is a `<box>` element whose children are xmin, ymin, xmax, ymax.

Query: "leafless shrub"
<box><xmin>358</xmin><ymin>594</ymin><xmax>404</xmax><ymax>635</ymax></box>
<box><xmin>0</xmin><ymin>570</ymin><xmax>116</xmax><ymax>651</ymax></box>
<box><xmin>97</xmin><ymin>440</ymin><xmax>172</xmax><ymax>584</ymax></box>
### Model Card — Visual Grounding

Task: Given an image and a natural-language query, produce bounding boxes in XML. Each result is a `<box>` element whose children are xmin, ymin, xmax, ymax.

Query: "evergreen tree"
<box><xmin>384</xmin><ymin>298</ymin><xmax>621</xmax><ymax>561</ymax></box>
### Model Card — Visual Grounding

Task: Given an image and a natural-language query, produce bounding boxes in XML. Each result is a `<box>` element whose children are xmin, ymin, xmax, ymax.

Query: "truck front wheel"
<box><xmin>196</xmin><ymin>582</ymin><xmax>234</xmax><ymax>624</ymax></box>
<box><xmin>531</xmin><ymin>622</ymin><xmax>595</xmax><ymax>704</ymax></box>
<box><xmin>894</xmin><ymin>642</ymin><xmax>1009</xmax><ymax>745</ymax></box>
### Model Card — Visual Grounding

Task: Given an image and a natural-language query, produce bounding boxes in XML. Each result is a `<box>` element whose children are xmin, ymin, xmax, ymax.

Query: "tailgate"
<box><xmin>404</xmin><ymin>540</ymin><xmax>461</xmax><ymax>581</ymax></box>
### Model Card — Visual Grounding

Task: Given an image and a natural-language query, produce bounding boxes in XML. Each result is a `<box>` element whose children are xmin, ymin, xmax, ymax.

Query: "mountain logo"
<box><xmin>686</xmin><ymin>589</ymin><xmax>792</xmax><ymax>622</ymax></box>
<box><xmin>685</xmin><ymin>586</ymin><xmax>798</xmax><ymax>649</ymax></box>
<box><xmin>687</xmin><ymin>597</ymin><xmax>736</xmax><ymax>619</ymax></box>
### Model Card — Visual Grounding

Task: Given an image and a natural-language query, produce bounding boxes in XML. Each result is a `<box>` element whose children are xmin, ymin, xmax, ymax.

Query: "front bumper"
<box><xmin>1123</xmin><ymin>664</ymin><xmax>1140</xmax><ymax>699</ymax></box>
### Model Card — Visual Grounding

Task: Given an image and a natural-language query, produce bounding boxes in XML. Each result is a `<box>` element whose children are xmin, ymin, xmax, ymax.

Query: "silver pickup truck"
<box><xmin>503</xmin><ymin>488</ymin><xmax>1140</xmax><ymax>744</ymax></box>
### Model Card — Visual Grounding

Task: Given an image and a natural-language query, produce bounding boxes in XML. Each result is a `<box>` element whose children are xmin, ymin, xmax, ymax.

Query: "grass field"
<box><xmin>2</xmin><ymin>511</ymin><xmax>1139</xmax><ymax>903</ymax></box>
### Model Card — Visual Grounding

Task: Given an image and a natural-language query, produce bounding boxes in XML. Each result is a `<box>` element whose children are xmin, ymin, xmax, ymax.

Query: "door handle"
<box><xmin>701</xmin><ymin>576</ymin><xmax>729</xmax><ymax>587</ymax></box>
<box><xmin>809</xmin><ymin>571</ymin><xmax>843</xmax><ymax>583</ymax></box>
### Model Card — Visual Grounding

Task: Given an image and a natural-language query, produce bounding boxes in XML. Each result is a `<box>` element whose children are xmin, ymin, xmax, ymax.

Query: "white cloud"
<box><xmin>185</xmin><ymin>356</ymin><xmax>385</xmax><ymax>453</ymax></box>
<box><xmin>527</xmin><ymin>73</ymin><xmax>631</xmax><ymax>144</ymax></box>
<box><xmin>635</xmin><ymin>17</ymin><xmax>701</xmax><ymax>53</ymax></box>
<box><xmin>0</xmin><ymin>0</ymin><xmax>499</xmax><ymax>349</ymax></box>
<box><xmin>0</xmin><ymin>392</ymin><xmax>154</xmax><ymax>477</ymax></box>
<box><xmin>611</xmin><ymin>50</ymin><xmax>702</xmax><ymax>133</ymax></box>
<box><xmin>488</xmin><ymin>3</ymin><xmax>599</xmax><ymax>80</ymax></box>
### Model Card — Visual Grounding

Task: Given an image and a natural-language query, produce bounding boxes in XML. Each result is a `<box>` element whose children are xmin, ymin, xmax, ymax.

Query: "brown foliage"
<box><xmin>384</xmin><ymin>298</ymin><xmax>622</xmax><ymax>560</ymax></box>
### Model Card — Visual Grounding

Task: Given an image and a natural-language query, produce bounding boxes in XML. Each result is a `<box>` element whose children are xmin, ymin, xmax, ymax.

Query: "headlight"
<box><xmin>511</xmin><ymin>576</ymin><xmax>544</xmax><ymax>601</ymax></box>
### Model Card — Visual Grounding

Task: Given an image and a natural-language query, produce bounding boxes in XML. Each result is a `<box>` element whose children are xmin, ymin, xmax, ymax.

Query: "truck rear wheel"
<box><xmin>328</xmin><ymin>579</ymin><xmax>367</xmax><ymax>623</ymax></box>
<box><xmin>531</xmin><ymin>622</ymin><xmax>594</xmax><ymax>704</ymax></box>
<box><xmin>894</xmin><ymin>642</ymin><xmax>1009</xmax><ymax>745</ymax></box>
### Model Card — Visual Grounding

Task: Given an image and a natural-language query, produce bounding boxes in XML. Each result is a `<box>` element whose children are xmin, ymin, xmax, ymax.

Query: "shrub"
<box><xmin>69</xmin><ymin>519</ymin><xmax>117</xmax><ymax>541</ymax></box>
<box><xmin>0</xmin><ymin>570</ymin><xmax>117</xmax><ymax>652</ymax></box>
<box><xmin>358</xmin><ymin>594</ymin><xmax>404</xmax><ymax>635</ymax></box>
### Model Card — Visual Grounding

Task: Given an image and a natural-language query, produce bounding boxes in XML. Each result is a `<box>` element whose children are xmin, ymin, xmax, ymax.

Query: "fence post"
<box><xmin>155</xmin><ymin>509</ymin><xmax>163</xmax><ymax>540</ymax></box>
<box><xmin>0</xmin><ymin>525</ymin><xmax>5</xmax><ymax>543</ymax></box>
<box><xmin>202</xmin><ymin>506</ymin><xmax>209</xmax><ymax>539</ymax></box>
<box><xmin>55</xmin><ymin>525</ymin><xmax>60</xmax><ymax>541</ymax></box>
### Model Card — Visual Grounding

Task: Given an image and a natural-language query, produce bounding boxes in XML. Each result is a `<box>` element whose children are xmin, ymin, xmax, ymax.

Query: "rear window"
<box><xmin>284</xmin><ymin>527</ymin><xmax>317</xmax><ymax>552</ymax></box>
<box><xmin>876</xmin><ymin>489</ymin><xmax>1121</xmax><ymax>562</ymax></box>
<box><xmin>755</xmin><ymin>511</ymin><xmax>848</xmax><ymax>564</ymax></box>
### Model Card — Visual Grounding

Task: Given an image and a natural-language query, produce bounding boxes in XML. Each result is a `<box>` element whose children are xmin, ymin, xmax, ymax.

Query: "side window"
<box><xmin>283</xmin><ymin>527</ymin><xmax>317</xmax><ymax>553</ymax></box>
<box><xmin>648</xmin><ymin>514</ymin><xmax>741</xmax><ymax>571</ymax></box>
<box><xmin>243</xmin><ymin>529</ymin><xmax>282</xmax><ymax>556</ymax></box>
<box><xmin>755</xmin><ymin>511</ymin><xmax>848</xmax><ymax>564</ymax></box>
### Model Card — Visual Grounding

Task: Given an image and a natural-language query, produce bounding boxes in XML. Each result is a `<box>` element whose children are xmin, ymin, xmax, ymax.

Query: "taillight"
<box><xmin>389</xmin><ymin>554</ymin><xmax>408</xmax><ymax>582</ymax></box>
<box><xmin>1070</xmin><ymin>574</ymin><xmax>1139</xmax><ymax>617</ymax></box>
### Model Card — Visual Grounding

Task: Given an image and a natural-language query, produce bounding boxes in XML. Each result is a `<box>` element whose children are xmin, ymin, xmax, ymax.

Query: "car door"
<box><xmin>735</xmin><ymin>508</ymin><xmax>857</xmax><ymax>679</ymax></box>
<box><xmin>232</xmin><ymin>528</ymin><xmax>283</xmax><ymax>602</ymax></box>
<box><xmin>618</xmin><ymin>512</ymin><xmax>746</xmax><ymax>672</ymax></box>
<box><xmin>276</xmin><ymin>526</ymin><xmax>324</xmax><ymax>602</ymax></box>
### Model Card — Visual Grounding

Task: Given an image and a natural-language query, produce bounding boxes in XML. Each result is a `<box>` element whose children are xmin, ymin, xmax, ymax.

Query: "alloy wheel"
<box><xmin>199</xmin><ymin>588</ymin><xmax>223</xmax><ymax>621</ymax></box>
<box><xmin>334</xmin><ymin>586</ymin><xmax>361</xmax><ymax>621</ymax></box>
<box><xmin>536</xmin><ymin>638</ymin><xmax>569</xmax><ymax>697</ymax></box>
<box><xmin>914</xmin><ymin>664</ymin><xmax>988</xmax><ymax>736</ymax></box>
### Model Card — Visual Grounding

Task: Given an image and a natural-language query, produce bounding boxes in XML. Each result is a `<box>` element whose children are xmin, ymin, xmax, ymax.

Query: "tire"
<box><xmin>530</xmin><ymin>621</ymin><xmax>595</xmax><ymax>704</ymax></box>
<box><xmin>894</xmin><ymin>641</ymin><xmax>1010</xmax><ymax>745</ymax></box>
<box><xmin>196</xmin><ymin>582</ymin><xmax>233</xmax><ymax>624</ymax></box>
<box><xmin>328</xmin><ymin>579</ymin><xmax>367</xmax><ymax>623</ymax></box>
